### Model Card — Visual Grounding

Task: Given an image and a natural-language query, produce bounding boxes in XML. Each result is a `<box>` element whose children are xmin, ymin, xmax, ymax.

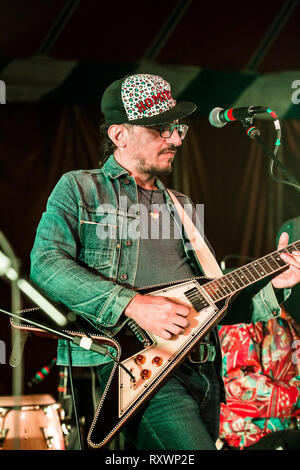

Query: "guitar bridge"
<box><xmin>127</xmin><ymin>320</ymin><xmax>152</xmax><ymax>347</ymax></box>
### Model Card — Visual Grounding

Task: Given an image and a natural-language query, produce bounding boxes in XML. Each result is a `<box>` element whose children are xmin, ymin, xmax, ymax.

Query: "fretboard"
<box><xmin>203</xmin><ymin>240</ymin><xmax>300</xmax><ymax>301</ymax></box>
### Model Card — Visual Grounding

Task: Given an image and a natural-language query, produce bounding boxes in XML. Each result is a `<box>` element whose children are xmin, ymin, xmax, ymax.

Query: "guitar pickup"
<box><xmin>184</xmin><ymin>287</ymin><xmax>209</xmax><ymax>311</ymax></box>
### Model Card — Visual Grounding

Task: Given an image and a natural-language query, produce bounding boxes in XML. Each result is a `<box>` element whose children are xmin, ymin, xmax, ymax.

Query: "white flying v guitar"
<box><xmin>12</xmin><ymin>241</ymin><xmax>299</xmax><ymax>449</ymax></box>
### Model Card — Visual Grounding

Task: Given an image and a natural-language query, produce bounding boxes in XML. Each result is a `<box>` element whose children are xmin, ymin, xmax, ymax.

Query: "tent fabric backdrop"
<box><xmin>0</xmin><ymin>106</ymin><xmax>300</xmax><ymax>395</ymax></box>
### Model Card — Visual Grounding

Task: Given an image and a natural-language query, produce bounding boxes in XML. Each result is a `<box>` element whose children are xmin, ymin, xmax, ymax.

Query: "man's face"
<box><xmin>125</xmin><ymin>122</ymin><xmax>183</xmax><ymax>177</ymax></box>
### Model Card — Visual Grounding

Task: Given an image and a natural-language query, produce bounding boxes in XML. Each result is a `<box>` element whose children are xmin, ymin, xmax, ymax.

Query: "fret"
<box><xmin>204</xmin><ymin>280</ymin><xmax>222</xmax><ymax>301</ymax></box>
<box><xmin>230</xmin><ymin>268</ymin><xmax>249</xmax><ymax>287</ymax></box>
<box><xmin>213</xmin><ymin>279</ymin><xmax>230</xmax><ymax>297</ymax></box>
<box><xmin>242</xmin><ymin>248</ymin><xmax>289</xmax><ymax>284</ymax></box>
<box><xmin>236</xmin><ymin>267</ymin><xmax>253</xmax><ymax>285</ymax></box>
<box><xmin>264</xmin><ymin>253</ymin><xmax>282</xmax><ymax>270</ymax></box>
<box><xmin>245</xmin><ymin>261</ymin><xmax>262</xmax><ymax>279</ymax></box>
<box><xmin>197</xmin><ymin>241</ymin><xmax>298</xmax><ymax>303</ymax></box>
<box><xmin>203</xmin><ymin>280</ymin><xmax>225</xmax><ymax>300</ymax></box>
<box><xmin>221</xmin><ymin>276</ymin><xmax>237</xmax><ymax>293</ymax></box>
<box><xmin>262</xmin><ymin>256</ymin><xmax>274</xmax><ymax>270</ymax></box>
<box><xmin>272</xmin><ymin>250</ymin><xmax>288</xmax><ymax>267</ymax></box>
<box><xmin>203</xmin><ymin>281</ymin><xmax>216</xmax><ymax>298</ymax></box>
<box><xmin>227</xmin><ymin>270</ymin><xmax>247</xmax><ymax>288</ymax></box>
<box><xmin>225</xmin><ymin>273</ymin><xmax>237</xmax><ymax>292</ymax></box>
<box><xmin>289</xmin><ymin>241</ymin><xmax>300</xmax><ymax>252</ymax></box>
<box><xmin>243</xmin><ymin>265</ymin><xmax>257</xmax><ymax>282</ymax></box>
<box><xmin>283</xmin><ymin>244</ymin><xmax>299</xmax><ymax>256</ymax></box>
<box><xmin>256</xmin><ymin>257</ymin><xmax>274</xmax><ymax>275</ymax></box>
<box><xmin>209</xmin><ymin>279</ymin><xmax>228</xmax><ymax>300</ymax></box>
<box><xmin>214</xmin><ymin>278</ymin><xmax>233</xmax><ymax>297</ymax></box>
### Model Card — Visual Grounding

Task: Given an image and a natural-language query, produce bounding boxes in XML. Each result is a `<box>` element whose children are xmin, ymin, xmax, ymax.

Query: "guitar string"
<box><xmin>176</xmin><ymin>243</ymin><xmax>299</xmax><ymax>306</ymax></box>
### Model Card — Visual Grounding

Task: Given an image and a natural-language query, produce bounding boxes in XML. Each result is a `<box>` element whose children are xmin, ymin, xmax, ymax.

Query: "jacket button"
<box><xmin>123</xmin><ymin>178</ymin><xmax>130</xmax><ymax>184</ymax></box>
<box><xmin>125</xmin><ymin>240</ymin><xmax>132</xmax><ymax>247</ymax></box>
<box><xmin>120</xmin><ymin>274</ymin><xmax>128</xmax><ymax>281</ymax></box>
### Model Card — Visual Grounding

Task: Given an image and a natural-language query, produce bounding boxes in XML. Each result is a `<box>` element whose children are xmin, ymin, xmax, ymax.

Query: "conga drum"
<box><xmin>0</xmin><ymin>394</ymin><xmax>66</xmax><ymax>450</ymax></box>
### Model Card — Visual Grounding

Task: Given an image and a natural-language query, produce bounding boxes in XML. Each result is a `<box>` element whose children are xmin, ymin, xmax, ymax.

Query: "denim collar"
<box><xmin>101</xmin><ymin>154</ymin><xmax>172</xmax><ymax>204</ymax></box>
<box><xmin>102</xmin><ymin>155</ymin><xmax>129</xmax><ymax>179</ymax></box>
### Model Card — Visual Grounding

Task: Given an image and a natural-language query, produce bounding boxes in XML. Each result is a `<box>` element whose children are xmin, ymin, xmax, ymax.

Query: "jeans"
<box><xmin>98</xmin><ymin>360</ymin><xmax>221</xmax><ymax>450</ymax></box>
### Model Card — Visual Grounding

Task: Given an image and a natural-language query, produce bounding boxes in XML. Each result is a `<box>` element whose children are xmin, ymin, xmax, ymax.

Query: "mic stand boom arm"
<box><xmin>241</xmin><ymin>116</ymin><xmax>300</xmax><ymax>194</ymax></box>
<box><xmin>0</xmin><ymin>248</ymin><xmax>136</xmax><ymax>382</ymax></box>
<box><xmin>2</xmin><ymin>307</ymin><xmax>136</xmax><ymax>383</ymax></box>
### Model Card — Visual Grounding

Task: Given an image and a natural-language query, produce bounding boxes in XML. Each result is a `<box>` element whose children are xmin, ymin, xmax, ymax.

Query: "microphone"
<box><xmin>209</xmin><ymin>105</ymin><xmax>267</xmax><ymax>128</ymax></box>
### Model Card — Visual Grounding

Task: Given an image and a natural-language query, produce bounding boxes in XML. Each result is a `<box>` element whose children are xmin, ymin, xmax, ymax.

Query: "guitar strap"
<box><xmin>167</xmin><ymin>189</ymin><xmax>223</xmax><ymax>279</ymax></box>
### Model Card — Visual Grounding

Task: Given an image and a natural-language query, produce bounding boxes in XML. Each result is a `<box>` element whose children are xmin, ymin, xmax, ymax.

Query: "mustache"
<box><xmin>158</xmin><ymin>146</ymin><xmax>178</xmax><ymax>155</ymax></box>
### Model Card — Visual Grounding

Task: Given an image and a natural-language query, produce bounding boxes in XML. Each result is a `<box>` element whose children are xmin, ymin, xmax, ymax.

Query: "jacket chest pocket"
<box><xmin>79</xmin><ymin>218</ymin><xmax>117</xmax><ymax>270</ymax></box>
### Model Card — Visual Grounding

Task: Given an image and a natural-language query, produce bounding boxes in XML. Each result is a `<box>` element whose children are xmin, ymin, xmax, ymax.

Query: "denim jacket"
<box><xmin>30</xmin><ymin>155</ymin><xmax>288</xmax><ymax>366</ymax></box>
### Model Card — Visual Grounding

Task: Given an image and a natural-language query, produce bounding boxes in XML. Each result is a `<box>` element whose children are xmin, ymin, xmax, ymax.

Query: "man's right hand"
<box><xmin>124</xmin><ymin>293</ymin><xmax>190</xmax><ymax>340</ymax></box>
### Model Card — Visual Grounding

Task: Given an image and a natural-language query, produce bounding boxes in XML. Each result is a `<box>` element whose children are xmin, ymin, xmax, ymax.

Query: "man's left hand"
<box><xmin>271</xmin><ymin>232</ymin><xmax>300</xmax><ymax>289</ymax></box>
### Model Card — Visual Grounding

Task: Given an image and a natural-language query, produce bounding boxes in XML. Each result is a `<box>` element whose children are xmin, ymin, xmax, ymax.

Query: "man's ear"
<box><xmin>108</xmin><ymin>125</ymin><xmax>128</xmax><ymax>148</ymax></box>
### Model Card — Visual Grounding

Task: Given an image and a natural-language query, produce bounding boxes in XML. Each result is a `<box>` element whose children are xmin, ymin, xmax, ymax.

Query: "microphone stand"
<box><xmin>241</xmin><ymin>117</ymin><xmax>300</xmax><ymax>194</ymax></box>
<box><xmin>1</xmin><ymin>306</ymin><xmax>134</xmax><ymax>375</ymax></box>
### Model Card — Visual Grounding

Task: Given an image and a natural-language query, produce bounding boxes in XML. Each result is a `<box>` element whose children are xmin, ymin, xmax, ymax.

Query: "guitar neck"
<box><xmin>203</xmin><ymin>240</ymin><xmax>300</xmax><ymax>302</ymax></box>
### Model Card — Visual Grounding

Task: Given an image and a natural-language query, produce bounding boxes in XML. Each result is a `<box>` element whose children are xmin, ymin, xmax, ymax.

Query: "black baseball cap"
<box><xmin>101</xmin><ymin>73</ymin><xmax>197</xmax><ymax>126</ymax></box>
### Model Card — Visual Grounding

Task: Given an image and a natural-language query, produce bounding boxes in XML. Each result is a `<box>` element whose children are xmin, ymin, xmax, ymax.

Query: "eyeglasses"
<box><xmin>146</xmin><ymin>122</ymin><xmax>189</xmax><ymax>140</ymax></box>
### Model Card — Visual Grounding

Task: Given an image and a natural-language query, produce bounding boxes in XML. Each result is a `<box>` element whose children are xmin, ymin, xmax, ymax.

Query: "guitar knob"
<box><xmin>140</xmin><ymin>369</ymin><xmax>151</xmax><ymax>380</ymax></box>
<box><xmin>135</xmin><ymin>354</ymin><xmax>146</xmax><ymax>365</ymax></box>
<box><xmin>152</xmin><ymin>356</ymin><xmax>163</xmax><ymax>366</ymax></box>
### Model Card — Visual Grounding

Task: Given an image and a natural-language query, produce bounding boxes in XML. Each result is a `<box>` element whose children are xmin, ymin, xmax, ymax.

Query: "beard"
<box><xmin>136</xmin><ymin>147</ymin><xmax>177</xmax><ymax>177</ymax></box>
